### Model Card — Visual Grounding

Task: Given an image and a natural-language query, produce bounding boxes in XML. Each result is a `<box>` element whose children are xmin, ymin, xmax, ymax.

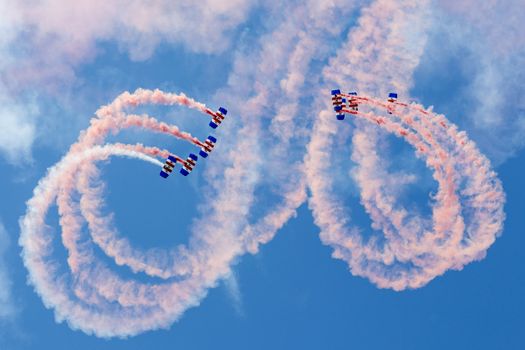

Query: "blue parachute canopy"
<box><xmin>189</xmin><ymin>153</ymin><xmax>198</xmax><ymax>161</ymax></box>
<box><xmin>209</xmin><ymin>121</ymin><xmax>218</xmax><ymax>129</ymax></box>
<box><xmin>208</xmin><ymin>135</ymin><xmax>217</xmax><ymax>143</ymax></box>
<box><xmin>199</xmin><ymin>150</ymin><xmax>209</xmax><ymax>158</ymax></box>
<box><xmin>389</xmin><ymin>92</ymin><xmax>398</xmax><ymax>98</ymax></box>
<box><xmin>168</xmin><ymin>155</ymin><xmax>177</xmax><ymax>162</ymax></box>
<box><xmin>160</xmin><ymin>171</ymin><xmax>169</xmax><ymax>178</ymax></box>
<box><xmin>331</xmin><ymin>89</ymin><xmax>341</xmax><ymax>95</ymax></box>
<box><xmin>218</xmin><ymin>107</ymin><xmax>228</xmax><ymax>115</ymax></box>
<box><xmin>349</xmin><ymin>91</ymin><xmax>357</xmax><ymax>96</ymax></box>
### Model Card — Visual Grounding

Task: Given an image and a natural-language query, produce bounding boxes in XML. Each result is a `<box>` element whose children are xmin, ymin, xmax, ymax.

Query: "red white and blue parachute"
<box><xmin>206</xmin><ymin>107</ymin><xmax>228</xmax><ymax>129</ymax></box>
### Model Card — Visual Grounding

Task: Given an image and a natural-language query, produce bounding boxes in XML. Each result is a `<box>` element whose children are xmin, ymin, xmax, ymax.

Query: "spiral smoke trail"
<box><xmin>19</xmin><ymin>89</ymin><xmax>247</xmax><ymax>337</ymax></box>
<box><xmin>306</xmin><ymin>95</ymin><xmax>505</xmax><ymax>290</ymax></box>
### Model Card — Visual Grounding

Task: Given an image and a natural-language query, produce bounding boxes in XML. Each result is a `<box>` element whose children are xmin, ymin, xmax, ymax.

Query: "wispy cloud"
<box><xmin>430</xmin><ymin>0</ymin><xmax>525</xmax><ymax>163</ymax></box>
<box><xmin>1</xmin><ymin>0</ymin><xmax>257</xmax><ymax>91</ymax></box>
<box><xmin>0</xmin><ymin>92</ymin><xmax>38</xmax><ymax>165</ymax></box>
<box><xmin>0</xmin><ymin>0</ymin><xmax>37</xmax><ymax>164</ymax></box>
<box><xmin>438</xmin><ymin>0</ymin><xmax>525</xmax><ymax>55</ymax></box>
<box><xmin>223</xmin><ymin>271</ymin><xmax>244</xmax><ymax>317</ymax></box>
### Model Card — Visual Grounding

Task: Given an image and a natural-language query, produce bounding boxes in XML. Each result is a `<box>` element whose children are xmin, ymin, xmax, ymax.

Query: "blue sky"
<box><xmin>0</xmin><ymin>0</ymin><xmax>524</xmax><ymax>349</ymax></box>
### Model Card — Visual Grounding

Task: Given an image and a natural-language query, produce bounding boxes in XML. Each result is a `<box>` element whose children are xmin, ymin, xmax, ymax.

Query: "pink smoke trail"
<box><xmin>239</xmin><ymin>0</ymin><xmax>435</xmax><ymax>258</ymax></box>
<box><xmin>19</xmin><ymin>90</ymin><xmax>242</xmax><ymax>337</ymax></box>
<box><xmin>307</xmin><ymin>95</ymin><xmax>505</xmax><ymax>290</ymax></box>
<box><xmin>218</xmin><ymin>0</ymin><xmax>362</xmax><ymax>255</ymax></box>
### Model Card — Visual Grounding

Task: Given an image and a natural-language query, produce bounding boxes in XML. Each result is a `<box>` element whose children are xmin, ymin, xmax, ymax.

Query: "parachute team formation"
<box><xmin>19</xmin><ymin>89</ymin><xmax>239</xmax><ymax>337</ymax></box>
<box><xmin>313</xmin><ymin>89</ymin><xmax>505</xmax><ymax>290</ymax></box>
<box><xmin>18</xmin><ymin>86</ymin><xmax>505</xmax><ymax>337</ymax></box>
<box><xmin>331</xmin><ymin>89</ymin><xmax>398</xmax><ymax>119</ymax></box>
<box><xmin>159</xmin><ymin>107</ymin><xmax>226</xmax><ymax>178</ymax></box>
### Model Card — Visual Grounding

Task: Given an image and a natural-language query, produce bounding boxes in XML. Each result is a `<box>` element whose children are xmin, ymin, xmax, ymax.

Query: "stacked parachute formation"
<box><xmin>307</xmin><ymin>90</ymin><xmax>505</xmax><ymax>290</ymax></box>
<box><xmin>19</xmin><ymin>89</ymin><xmax>232</xmax><ymax>337</ymax></box>
<box><xmin>159</xmin><ymin>105</ymin><xmax>227</xmax><ymax>178</ymax></box>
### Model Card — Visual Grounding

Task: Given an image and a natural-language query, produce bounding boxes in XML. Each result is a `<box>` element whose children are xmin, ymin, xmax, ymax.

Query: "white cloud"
<box><xmin>434</xmin><ymin>0</ymin><xmax>525</xmax><ymax>163</ymax></box>
<box><xmin>438</xmin><ymin>0</ymin><xmax>525</xmax><ymax>56</ymax></box>
<box><xmin>1</xmin><ymin>0</ymin><xmax>256</xmax><ymax>90</ymax></box>
<box><xmin>0</xmin><ymin>94</ymin><xmax>37</xmax><ymax>164</ymax></box>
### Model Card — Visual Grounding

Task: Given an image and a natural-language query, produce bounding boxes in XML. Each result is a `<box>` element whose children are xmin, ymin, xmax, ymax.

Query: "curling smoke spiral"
<box><xmin>20</xmin><ymin>90</ymin><xmax>246</xmax><ymax>337</ymax></box>
<box><xmin>306</xmin><ymin>96</ymin><xmax>505</xmax><ymax>290</ymax></box>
